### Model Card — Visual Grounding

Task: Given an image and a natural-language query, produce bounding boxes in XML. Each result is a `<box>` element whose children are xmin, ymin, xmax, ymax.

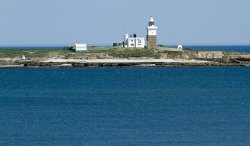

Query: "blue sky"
<box><xmin>0</xmin><ymin>0</ymin><xmax>249</xmax><ymax>46</ymax></box>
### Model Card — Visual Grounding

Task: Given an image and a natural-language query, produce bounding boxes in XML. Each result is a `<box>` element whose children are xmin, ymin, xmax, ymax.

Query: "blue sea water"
<box><xmin>185</xmin><ymin>45</ymin><xmax>250</xmax><ymax>52</ymax></box>
<box><xmin>0</xmin><ymin>67</ymin><xmax>250</xmax><ymax>146</ymax></box>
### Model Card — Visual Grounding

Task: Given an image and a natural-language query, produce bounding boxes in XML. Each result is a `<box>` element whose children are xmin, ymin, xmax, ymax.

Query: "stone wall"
<box><xmin>197</xmin><ymin>51</ymin><xmax>224</xmax><ymax>59</ymax></box>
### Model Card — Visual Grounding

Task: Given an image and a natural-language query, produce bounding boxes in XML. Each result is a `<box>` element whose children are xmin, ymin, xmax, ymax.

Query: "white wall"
<box><xmin>147</xmin><ymin>26</ymin><xmax>157</xmax><ymax>36</ymax></box>
<box><xmin>72</xmin><ymin>44</ymin><xmax>87</xmax><ymax>51</ymax></box>
<box><xmin>125</xmin><ymin>37</ymin><xmax>145</xmax><ymax>48</ymax></box>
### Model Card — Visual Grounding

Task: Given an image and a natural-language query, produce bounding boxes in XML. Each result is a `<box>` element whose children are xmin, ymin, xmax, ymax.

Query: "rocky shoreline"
<box><xmin>1</xmin><ymin>59</ymin><xmax>249</xmax><ymax>68</ymax></box>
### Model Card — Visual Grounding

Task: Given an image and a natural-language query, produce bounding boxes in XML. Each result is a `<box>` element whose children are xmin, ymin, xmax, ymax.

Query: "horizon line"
<box><xmin>0</xmin><ymin>43</ymin><xmax>250</xmax><ymax>47</ymax></box>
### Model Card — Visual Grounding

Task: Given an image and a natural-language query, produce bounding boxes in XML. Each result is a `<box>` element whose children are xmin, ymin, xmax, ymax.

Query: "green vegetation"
<box><xmin>0</xmin><ymin>49</ymin><xmax>70</xmax><ymax>58</ymax></box>
<box><xmin>87</xmin><ymin>48</ymin><xmax>161</xmax><ymax>58</ymax></box>
<box><xmin>107</xmin><ymin>48</ymin><xmax>160</xmax><ymax>58</ymax></box>
<box><xmin>0</xmin><ymin>48</ymin><xmax>162</xmax><ymax>59</ymax></box>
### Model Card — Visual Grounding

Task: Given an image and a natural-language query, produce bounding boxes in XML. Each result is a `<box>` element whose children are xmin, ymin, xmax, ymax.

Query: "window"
<box><xmin>138</xmin><ymin>40</ymin><xmax>142</xmax><ymax>45</ymax></box>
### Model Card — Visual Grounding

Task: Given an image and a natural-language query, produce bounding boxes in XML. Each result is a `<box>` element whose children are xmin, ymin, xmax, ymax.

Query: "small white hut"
<box><xmin>71</xmin><ymin>43</ymin><xmax>87</xmax><ymax>51</ymax></box>
<box><xmin>177</xmin><ymin>45</ymin><xmax>183</xmax><ymax>49</ymax></box>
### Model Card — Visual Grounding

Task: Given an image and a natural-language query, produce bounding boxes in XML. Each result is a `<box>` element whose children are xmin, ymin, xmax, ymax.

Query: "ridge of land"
<box><xmin>0</xmin><ymin>47</ymin><xmax>250</xmax><ymax>68</ymax></box>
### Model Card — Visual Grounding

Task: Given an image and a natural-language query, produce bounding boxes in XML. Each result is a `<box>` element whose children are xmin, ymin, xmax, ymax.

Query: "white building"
<box><xmin>71</xmin><ymin>43</ymin><xmax>87</xmax><ymax>51</ymax></box>
<box><xmin>123</xmin><ymin>34</ymin><xmax>146</xmax><ymax>48</ymax></box>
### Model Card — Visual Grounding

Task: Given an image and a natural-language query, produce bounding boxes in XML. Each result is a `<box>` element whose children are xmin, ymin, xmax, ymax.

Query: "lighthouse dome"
<box><xmin>149</xmin><ymin>17</ymin><xmax>154</xmax><ymax>22</ymax></box>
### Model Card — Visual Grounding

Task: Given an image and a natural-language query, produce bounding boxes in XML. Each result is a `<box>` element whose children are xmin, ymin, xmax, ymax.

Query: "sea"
<box><xmin>0</xmin><ymin>67</ymin><xmax>250</xmax><ymax>146</ymax></box>
<box><xmin>185</xmin><ymin>45</ymin><xmax>250</xmax><ymax>52</ymax></box>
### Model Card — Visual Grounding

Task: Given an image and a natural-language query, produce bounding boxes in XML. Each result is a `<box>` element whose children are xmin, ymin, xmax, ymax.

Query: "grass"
<box><xmin>77</xmin><ymin>48</ymin><xmax>161</xmax><ymax>58</ymax></box>
<box><xmin>0</xmin><ymin>49</ymin><xmax>70</xmax><ymax>58</ymax></box>
<box><xmin>107</xmin><ymin>48</ymin><xmax>161</xmax><ymax>58</ymax></box>
<box><xmin>85</xmin><ymin>48</ymin><xmax>160</xmax><ymax>58</ymax></box>
<box><xmin>0</xmin><ymin>48</ymin><xmax>164</xmax><ymax>59</ymax></box>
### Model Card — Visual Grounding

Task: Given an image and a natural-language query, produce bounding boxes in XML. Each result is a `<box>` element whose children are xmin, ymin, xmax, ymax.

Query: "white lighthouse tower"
<box><xmin>147</xmin><ymin>16</ymin><xmax>158</xmax><ymax>49</ymax></box>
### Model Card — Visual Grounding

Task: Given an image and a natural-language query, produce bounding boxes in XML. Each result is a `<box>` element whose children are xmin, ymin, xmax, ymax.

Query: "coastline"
<box><xmin>0</xmin><ymin>59</ymin><xmax>248</xmax><ymax>68</ymax></box>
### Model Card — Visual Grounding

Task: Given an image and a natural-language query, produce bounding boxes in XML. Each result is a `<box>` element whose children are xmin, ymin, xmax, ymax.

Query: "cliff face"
<box><xmin>0</xmin><ymin>48</ymin><xmax>250</xmax><ymax>68</ymax></box>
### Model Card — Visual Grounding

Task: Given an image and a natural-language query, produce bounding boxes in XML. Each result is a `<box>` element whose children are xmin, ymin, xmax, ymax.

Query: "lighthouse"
<box><xmin>147</xmin><ymin>16</ymin><xmax>157</xmax><ymax>49</ymax></box>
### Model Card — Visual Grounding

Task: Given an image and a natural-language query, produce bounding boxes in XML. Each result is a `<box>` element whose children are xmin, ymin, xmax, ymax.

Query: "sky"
<box><xmin>0</xmin><ymin>0</ymin><xmax>250</xmax><ymax>46</ymax></box>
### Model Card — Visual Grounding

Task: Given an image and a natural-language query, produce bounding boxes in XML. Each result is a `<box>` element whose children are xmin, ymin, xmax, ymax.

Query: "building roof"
<box><xmin>72</xmin><ymin>43</ymin><xmax>87</xmax><ymax>47</ymax></box>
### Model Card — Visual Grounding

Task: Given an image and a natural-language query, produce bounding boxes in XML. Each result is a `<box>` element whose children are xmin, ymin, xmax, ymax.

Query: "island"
<box><xmin>0</xmin><ymin>47</ymin><xmax>250</xmax><ymax>68</ymax></box>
